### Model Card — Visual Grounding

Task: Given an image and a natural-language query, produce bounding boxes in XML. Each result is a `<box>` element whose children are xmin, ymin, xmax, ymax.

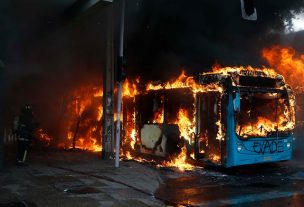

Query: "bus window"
<box><xmin>236</xmin><ymin>92</ymin><xmax>293</xmax><ymax>138</ymax></box>
<box><xmin>136</xmin><ymin>91</ymin><xmax>164</xmax><ymax>125</ymax></box>
<box><xmin>165</xmin><ymin>89</ymin><xmax>194</xmax><ymax>126</ymax></box>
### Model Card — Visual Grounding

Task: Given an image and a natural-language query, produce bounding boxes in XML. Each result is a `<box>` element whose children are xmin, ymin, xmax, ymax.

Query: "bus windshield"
<box><xmin>236</xmin><ymin>92</ymin><xmax>294</xmax><ymax>138</ymax></box>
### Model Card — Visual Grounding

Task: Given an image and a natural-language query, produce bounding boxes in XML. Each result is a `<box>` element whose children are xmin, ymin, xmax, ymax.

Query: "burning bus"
<box><xmin>124</xmin><ymin>68</ymin><xmax>296</xmax><ymax>167</ymax></box>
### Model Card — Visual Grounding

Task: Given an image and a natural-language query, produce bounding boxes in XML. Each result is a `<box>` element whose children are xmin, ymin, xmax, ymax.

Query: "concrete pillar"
<box><xmin>102</xmin><ymin>3</ymin><xmax>115</xmax><ymax>159</ymax></box>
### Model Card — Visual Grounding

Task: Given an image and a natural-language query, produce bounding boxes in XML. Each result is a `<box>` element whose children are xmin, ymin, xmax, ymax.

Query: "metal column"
<box><xmin>115</xmin><ymin>0</ymin><xmax>125</xmax><ymax>168</ymax></box>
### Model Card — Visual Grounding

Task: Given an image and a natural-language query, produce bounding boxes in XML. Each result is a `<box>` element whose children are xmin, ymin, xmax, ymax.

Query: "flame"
<box><xmin>210</xmin><ymin>154</ymin><xmax>221</xmax><ymax>162</ymax></box>
<box><xmin>175</xmin><ymin>108</ymin><xmax>195</xmax><ymax>143</ymax></box>
<box><xmin>126</xmin><ymin>71</ymin><xmax>225</xmax><ymax>169</ymax></box>
<box><xmin>94</xmin><ymin>88</ymin><xmax>103</xmax><ymax>97</ymax></box>
<box><xmin>67</xmin><ymin>131</ymin><xmax>73</xmax><ymax>140</ymax></box>
<box><xmin>56</xmin><ymin>86</ymin><xmax>103</xmax><ymax>152</ymax></box>
<box><xmin>97</xmin><ymin>105</ymin><xmax>103</xmax><ymax>121</ymax></box>
<box><xmin>42</xmin><ymin>47</ymin><xmax>298</xmax><ymax>169</ymax></box>
<box><xmin>262</xmin><ymin>46</ymin><xmax>304</xmax><ymax>92</ymax></box>
<box><xmin>236</xmin><ymin>95</ymin><xmax>295</xmax><ymax>138</ymax></box>
<box><xmin>238</xmin><ymin>115</ymin><xmax>295</xmax><ymax>138</ymax></box>
<box><xmin>36</xmin><ymin>128</ymin><xmax>51</xmax><ymax>146</ymax></box>
<box><xmin>125</xmin><ymin>151</ymin><xmax>133</xmax><ymax>160</ymax></box>
<box><xmin>130</xmin><ymin>129</ymin><xmax>136</xmax><ymax>149</ymax></box>
<box><xmin>153</xmin><ymin>111</ymin><xmax>164</xmax><ymax>124</ymax></box>
<box><xmin>74</xmin><ymin>128</ymin><xmax>102</xmax><ymax>152</ymax></box>
<box><xmin>160</xmin><ymin>146</ymin><xmax>193</xmax><ymax>171</ymax></box>
<box><xmin>212</xmin><ymin>65</ymin><xmax>278</xmax><ymax>78</ymax></box>
<box><xmin>122</xmin><ymin>78</ymin><xmax>139</xmax><ymax>97</ymax></box>
<box><xmin>146</xmin><ymin>70</ymin><xmax>223</xmax><ymax>93</ymax></box>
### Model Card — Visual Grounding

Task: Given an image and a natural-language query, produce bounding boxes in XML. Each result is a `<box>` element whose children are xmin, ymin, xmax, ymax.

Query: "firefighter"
<box><xmin>16</xmin><ymin>104</ymin><xmax>35</xmax><ymax>166</ymax></box>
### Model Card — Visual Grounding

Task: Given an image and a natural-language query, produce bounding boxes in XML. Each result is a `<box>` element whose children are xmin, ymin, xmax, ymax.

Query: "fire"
<box><xmin>153</xmin><ymin>111</ymin><xmax>164</xmax><ymax>124</ymax></box>
<box><xmin>130</xmin><ymin>129</ymin><xmax>136</xmax><ymax>149</ymax></box>
<box><xmin>160</xmin><ymin>146</ymin><xmax>193</xmax><ymax>171</ymax></box>
<box><xmin>262</xmin><ymin>46</ymin><xmax>304</xmax><ymax>92</ymax></box>
<box><xmin>67</xmin><ymin>132</ymin><xmax>73</xmax><ymax>140</ymax></box>
<box><xmin>210</xmin><ymin>154</ymin><xmax>221</xmax><ymax>162</ymax></box>
<box><xmin>211</xmin><ymin>61</ymin><xmax>295</xmax><ymax>139</ymax></box>
<box><xmin>94</xmin><ymin>88</ymin><xmax>103</xmax><ymax>97</ymax></box>
<box><xmin>57</xmin><ymin>86</ymin><xmax>103</xmax><ymax>152</ymax></box>
<box><xmin>120</xmin><ymin>79</ymin><xmax>139</xmax><ymax>155</ymax></box>
<box><xmin>146</xmin><ymin>70</ymin><xmax>223</xmax><ymax>94</ymax></box>
<box><xmin>239</xmin><ymin>117</ymin><xmax>279</xmax><ymax>138</ymax></box>
<box><xmin>36</xmin><ymin>128</ymin><xmax>51</xmax><ymax>147</ymax></box>
<box><xmin>175</xmin><ymin>108</ymin><xmax>195</xmax><ymax>143</ymax></box>
<box><xmin>73</xmin><ymin>127</ymin><xmax>102</xmax><ymax>152</ymax></box>
<box><xmin>235</xmin><ymin>91</ymin><xmax>295</xmax><ymax>138</ymax></box>
<box><xmin>212</xmin><ymin>64</ymin><xmax>278</xmax><ymax>78</ymax></box>
<box><xmin>97</xmin><ymin>105</ymin><xmax>103</xmax><ymax>121</ymax></box>
<box><xmin>37</xmin><ymin>45</ymin><xmax>299</xmax><ymax>169</ymax></box>
<box><xmin>122</xmin><ymin>78</ymin><xmax>139</xmax><ymax>97</ymax></box>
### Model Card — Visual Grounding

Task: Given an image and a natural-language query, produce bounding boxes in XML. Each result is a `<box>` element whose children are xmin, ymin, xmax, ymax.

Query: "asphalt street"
<box><xmin>0</xmin><ymin>146</ymin><xmax>303</xmax><ymax>207</ymax></box>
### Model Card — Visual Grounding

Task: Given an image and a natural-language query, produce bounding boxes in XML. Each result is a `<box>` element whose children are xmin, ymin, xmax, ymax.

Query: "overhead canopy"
<box><xmin>64</xmin><ymin>0</ymin><xmax>113</xmax><ymax>20</ymax></box>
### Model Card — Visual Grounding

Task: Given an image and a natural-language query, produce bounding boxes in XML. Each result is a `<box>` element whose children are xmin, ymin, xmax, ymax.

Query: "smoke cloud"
<box><xmin>0</xmin><ymin>0</ymin><xmax>303</xmax><ymax>139</ymax></box>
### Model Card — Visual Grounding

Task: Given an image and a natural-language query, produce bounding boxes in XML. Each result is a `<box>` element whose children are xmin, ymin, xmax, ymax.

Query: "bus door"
<box><xmin>196</xmin><ymin>92</ymin><xmax>222</xmax><ymax>164</ymax></box>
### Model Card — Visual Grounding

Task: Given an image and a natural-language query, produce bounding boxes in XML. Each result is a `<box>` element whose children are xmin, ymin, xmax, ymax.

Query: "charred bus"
<box><xmin>196</xmin><ymin>69</ymin><xmax>295</xmax><ymax>167</ymax></box>
<box><xmin>125</xmin><ymin>69</ymin><xmax>295</xmax><ymax>167</ymax></box>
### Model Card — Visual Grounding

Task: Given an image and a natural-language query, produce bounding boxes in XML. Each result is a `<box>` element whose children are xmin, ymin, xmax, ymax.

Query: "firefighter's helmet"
<box><xmin>21</xmin><ymin>104</ymin><xmax>33</xmax><ymax>116</ymax></box>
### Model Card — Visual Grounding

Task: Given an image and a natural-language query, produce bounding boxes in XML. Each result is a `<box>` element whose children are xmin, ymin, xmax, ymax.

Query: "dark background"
<box><xmin>0</xmin><ymin>0</ymin><xmax>303</xmax><ymax>132</ymax></box>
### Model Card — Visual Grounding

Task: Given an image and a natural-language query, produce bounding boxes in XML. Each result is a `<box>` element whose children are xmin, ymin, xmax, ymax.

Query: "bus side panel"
<box><xmin>225</xmin><ymin>93</ymin><xmax>237</xmax><ymax>167</ymax></box>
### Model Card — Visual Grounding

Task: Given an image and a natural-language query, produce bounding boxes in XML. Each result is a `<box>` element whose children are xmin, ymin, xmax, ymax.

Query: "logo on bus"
<box><xmin>252</xmin><ymin>140</ymin><xmax>284</xmax><ymax>154</ymax></box>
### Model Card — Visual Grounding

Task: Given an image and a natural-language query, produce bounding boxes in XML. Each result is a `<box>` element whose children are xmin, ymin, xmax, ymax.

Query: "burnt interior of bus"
<box><xmin>236</xmin><ymin>91</ymin><xmax>293</xmax><ymax>138</ymax></box>
<box><xmin>195</xmin><ymin>91</ymin><xmax>223</xmax><ymax>164</ymax></box>
<box><xmin>132</xmin><ymin>88</ymin><xmax>195</xmax><ymax>158</ymax></box>
<box><xmin>238</xmin><ymin>75</ymin><xmax>278</xmax><ymax>88</ymax></box>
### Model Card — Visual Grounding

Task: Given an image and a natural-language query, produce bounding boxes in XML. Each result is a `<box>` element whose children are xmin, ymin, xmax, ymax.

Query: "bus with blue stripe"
<box><xmin>195</xmin><ymin>69</ymin><xmax>295</xmax><ymax>167</ymax></box>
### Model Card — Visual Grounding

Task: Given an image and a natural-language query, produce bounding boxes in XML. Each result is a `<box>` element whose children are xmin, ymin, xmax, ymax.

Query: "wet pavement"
<box><xmin>0</xmin><ymin>148</ymin><xmax>304</xmax><ymax>207</ymax></box>
<box><xmin>156</xmin><ymin>167</ymin><xmax>304</xmax><ymax>206</ymax></box>
<box><xmin>155</xmin><ymin>153</ymin><xmax>304</xmax><ymax>206</ymax></box>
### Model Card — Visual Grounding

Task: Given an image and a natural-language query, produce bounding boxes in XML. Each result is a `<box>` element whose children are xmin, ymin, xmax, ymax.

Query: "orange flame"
<box><xmin>147</xmin><ymin>70</ymin><xmax>223</xmax><ymax>93</ymax></box>
<box><xmin>46</xmin><ymin>48</ymin><xmax>297</xmax><ymax>169</ymax></box>
<box><xmin>160</xmin><ymin>146</ymin><xmax>193</xmax><ymax>171</ymax></box>
<box><xmin>262</xmin><ymin>46</ymin><xmax>304</xmax><ymax>92</ymax></box>
<box><xmin>122</xmin><ymin>78</ymin><xmax>139</xmax><ymax>97</ymax></box>
<box><xmin>36</xmin><ymin>128</ymin><xmax>51</xmax><ymax>146</ymax></box>
<box><xmin>56</xmin><ymin>86</ymin><xmax>103</xmax><ymax>152</ymax></box>
<box><xmin>212</xmin><ymin>65</ymin><xmax>278</xmax><ymax>78</ymax></box>
<box><xmin>175</xmin><ymin>108</ymin><xmax>195</xmax><ymax>143</ymax></box>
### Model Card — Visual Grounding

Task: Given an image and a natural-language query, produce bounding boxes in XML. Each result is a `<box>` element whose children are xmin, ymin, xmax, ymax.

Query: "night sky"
<box><xmin>0</xmin><ymin>0</ymin><xmax>304</xmax><ymax>129</ymax></box>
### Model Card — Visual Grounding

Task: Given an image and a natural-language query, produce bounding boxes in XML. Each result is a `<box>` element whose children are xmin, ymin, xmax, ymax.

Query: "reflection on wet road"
<box><xmin>155</xmin><ymin>159</ymin><xmax>304</xmax><ymax>207</ymax></box>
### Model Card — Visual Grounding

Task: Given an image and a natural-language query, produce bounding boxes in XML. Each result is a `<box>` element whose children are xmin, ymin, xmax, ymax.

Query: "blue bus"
<box><xmin>128</xmin><ymin>69</ymin><xmax>295</xmax><ymax>167</ymax></box>
<box><xmin>195</xmin><ymin>69</ymin><xmax>295</xmax><ymax>167</ymax></box>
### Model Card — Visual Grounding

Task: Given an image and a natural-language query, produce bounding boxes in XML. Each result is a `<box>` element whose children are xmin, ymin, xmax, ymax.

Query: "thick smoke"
<box><xmin>0</xmin><ymin>0</ymin><xmax>304</xmax><ymax>143</ymax></box>
<box><xmin>125</xmin><ymin>0</ymin><xmax>304</xmax><ymax>80</ymax></box>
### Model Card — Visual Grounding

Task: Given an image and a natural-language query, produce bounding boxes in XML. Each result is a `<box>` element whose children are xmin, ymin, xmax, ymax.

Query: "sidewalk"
<box><xmin>0</xmin><ymin>149</ymin><xmax>166</xmax><ymax>207</ymax></box>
